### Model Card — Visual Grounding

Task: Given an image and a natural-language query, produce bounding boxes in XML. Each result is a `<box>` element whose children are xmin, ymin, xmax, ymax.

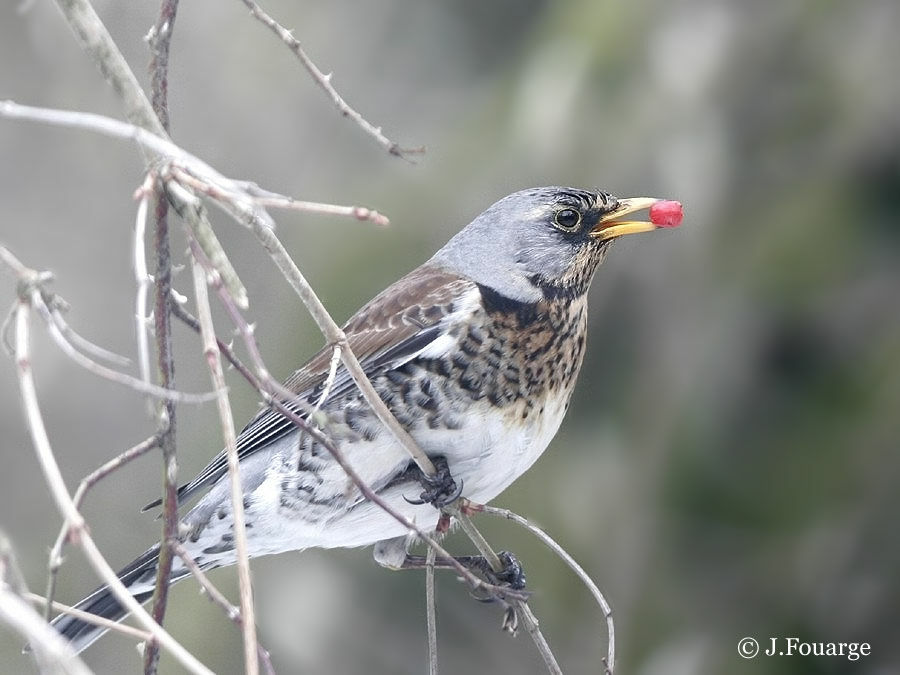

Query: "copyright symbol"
<box><xmin>738</xmin><ymin>637</ymin><xmax>759</xmax><ymax>659</ymax></box>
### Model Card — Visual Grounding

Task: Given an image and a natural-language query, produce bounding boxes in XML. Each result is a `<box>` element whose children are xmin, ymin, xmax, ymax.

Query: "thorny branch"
<box><xmin>144</xmin><ymin>2</ymin><xmax>183</xmax><ymax>672</ymax></box>
<box><xmin>238</xmin><ymin>0</ymin><xmax>424</xmax><ymax>160</ymax></box>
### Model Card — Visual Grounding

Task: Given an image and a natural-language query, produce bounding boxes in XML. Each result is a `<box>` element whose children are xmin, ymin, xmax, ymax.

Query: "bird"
<box><xmin>51</xmin><ymin>186</ymin><xmax>681</xmax><ymax>652</ymax></box>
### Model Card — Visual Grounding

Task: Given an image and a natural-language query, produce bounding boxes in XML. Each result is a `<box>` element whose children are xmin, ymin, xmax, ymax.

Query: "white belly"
<box><xmin>237</xmin><ymin>388</ymin><xmax>571</xmax><ymax>555</ymax></box>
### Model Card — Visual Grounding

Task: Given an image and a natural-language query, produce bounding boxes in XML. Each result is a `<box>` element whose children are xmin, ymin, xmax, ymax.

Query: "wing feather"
<box><xmin>143</xmin><ymin>264</ymin><xmax>474</xmax><ymax>511</ymax></box>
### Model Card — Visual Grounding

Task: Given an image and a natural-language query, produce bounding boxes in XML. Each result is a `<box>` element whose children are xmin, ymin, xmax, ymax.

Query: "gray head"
<box><xmin>431</xmin><ymin>187</ymin><xmax>669</xmax><ymax>303</ymax></box>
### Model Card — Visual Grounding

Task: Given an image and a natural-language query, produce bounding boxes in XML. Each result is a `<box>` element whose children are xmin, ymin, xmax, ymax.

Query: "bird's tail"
<box><xmin>50</xmin><ymin>543</ymin><xmax>185</xmax><ymax>654</ymax></box>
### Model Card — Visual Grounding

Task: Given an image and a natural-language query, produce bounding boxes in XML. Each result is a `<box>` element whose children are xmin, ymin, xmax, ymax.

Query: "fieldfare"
<box><xmin>52</xmin><ymin>186</ymin><xmax>682</xmax><ymax>651</ymax></box>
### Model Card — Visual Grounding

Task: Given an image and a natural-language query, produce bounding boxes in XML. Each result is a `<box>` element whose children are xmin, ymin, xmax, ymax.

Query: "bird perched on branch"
<box><xmin>52</xmin><ymin>187</ymin><xmax>682</xmax><ymax>652</ymax></box>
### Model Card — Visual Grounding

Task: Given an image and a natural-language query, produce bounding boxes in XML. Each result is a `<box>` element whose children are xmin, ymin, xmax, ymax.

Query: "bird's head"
<box><xmin>432</xmin><ymin>187</ymin><xmax>682</xmax><ymax>303</ymax></box>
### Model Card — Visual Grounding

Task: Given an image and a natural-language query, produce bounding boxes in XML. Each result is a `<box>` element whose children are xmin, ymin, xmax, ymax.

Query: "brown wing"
<box><xmin>282</xmin><ymin>263</ymin><xmax>471</xmax><ymax>396</ymax></box>
<box><xmin>146</xmin><ymin>263</ymin><xmax>474</xmax><ymax>509</ymax></box>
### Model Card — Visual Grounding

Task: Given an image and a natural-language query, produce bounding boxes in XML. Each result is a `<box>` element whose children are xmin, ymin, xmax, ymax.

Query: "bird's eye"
<box><xmin>554</xmin><ymin>208</ymin><xmax>581</xmax><ymax>232</ymax></box>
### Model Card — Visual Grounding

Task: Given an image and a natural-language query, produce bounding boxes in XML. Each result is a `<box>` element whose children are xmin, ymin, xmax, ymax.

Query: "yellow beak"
<box><xmin>589</xmin><ymin>197</ymin><xmax>668</xmax><ymax>242</ymax></box>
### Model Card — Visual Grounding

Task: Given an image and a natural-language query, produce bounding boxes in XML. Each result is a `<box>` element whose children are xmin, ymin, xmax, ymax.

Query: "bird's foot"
<box><xmin>403</xmin><ymin>455</ymin><xmax>464</xmax><ymax>509</ymax></box>
<box><xmin>400</xmin><ymin>549</ymin><xmax>527</xmax><ymax>596</ymax></box>
<box><xmin>466</xmin><ymin>551</ymin><xmax>527</xmax><ymax>595</ymax></box>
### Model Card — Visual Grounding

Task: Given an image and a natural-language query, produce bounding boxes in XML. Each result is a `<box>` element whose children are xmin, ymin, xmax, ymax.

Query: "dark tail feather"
<box><xmin>51</xmin><ymin>544</ymin><xmax>167</xmax><ymax>653</ymax></box>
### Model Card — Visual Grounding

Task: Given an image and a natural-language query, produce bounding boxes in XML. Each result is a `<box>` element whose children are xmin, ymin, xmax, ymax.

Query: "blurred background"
<box><xmin>1</xmin><ymin>0</ymin><xmax>898</xmax><ymax>673</ymax></box>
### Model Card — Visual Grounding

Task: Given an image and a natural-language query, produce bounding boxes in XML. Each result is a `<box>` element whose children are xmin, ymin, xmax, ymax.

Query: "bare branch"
<box><xmin>48</xmin><ymin>0</ymin><xmax>251</xmax><ymax>309</ymax></box>
<box><xmin>170</xmin><ymin>299</ymin><xmax>258</xmax><ymax>386</ymax></box>
<box><xmin>53</xmin><ymin>0</ymin><xmax>164</xmax><ymax>135</ymax></box>
<box><xmin>26</xmin><ymin>592</ymin><xmax>154</xmax><ymax>645</ymax></box>
<box><xmin>15</xmin><ymin>278</ymin><xmax>215</xmax><ymax>403</ymax></box>
<box><xmin>133</xmin><ymin>172</ymin><xmax>155</xmax><ymax>392</ymax></box>
<box><xmin>425</xmin><ymin>545</ymin><xmax>438</xmax><ymax>675</ymax></box>
<box><xmin>49</xmin><ymin>308</ymin><xmax>132</xmax><ymax>368</ymax></box>
<box><xmin>11</xmin><ymin>291</ymin><xmax>213</xmax><ymax>675</ymax></box>
<box><xmin>46</xmin><ymin>434</ymin><xmax>161</xmax><ymax>621</ymax></box>
<box><xmin>313</xmin><ymin>344</ymin><xmax>341</xmax><ymax>413</ymax></box>
<box><xmin>170</xmin><ymin>542</ymin><xmax>275</xmax><ymax>675</ymax></box>
<box><xmin>144</xmin><ymin>3</ymin><xmax>182</xmax><ymax>659</ymax></box>
<box><xmin>0</xmin><ymin>533</ymin><xmax>91</xmax><ymax>673</ymax></box>
<box><xmin>243</xmin><ymin>211</ymin><xmax>438</xmax><ymax>478</ymax></box>
<box><xmin>189</xmin><ymin>250</ymin><xmax>259</xmax><ymax>675</ymax></box>
<box><xmin>37</xmin><ymin>290</ymin><xmax>215</xmax><ymax>403</ymax></box>
<box><xmin>238</xmin><ymin>0</ymin><xmax>424</xmax><ymax>160</ymax></box>
<box><xmin>2</xmin><ymin>247</ymin><xmax>216</xmax><ymax>403</ymax></box>
<box><xmin>481</xmin><ymin>505</ymin><xmax>615</xmax><ymax>673</ymax></box>
<box><xmin>249</xmin><ymin>194</ymin><xmax>390</xmax><ymax>227</ymax></box>
<box><xmin>147</xmin><ymin>0</ymin><xmax>178</xmax><ymax>134</ymax></box>
<box><xmin>53</xmin><ymin>0</ymin><xmax>248</xmax><ymax>310</ymax></box>
<box><xmin>0</xmin><ymin>583</ymin><xmax>91</xmax><ymax>675</ymax></box>
<box><xmin>14</xmin><ymin>300</ymin><xmax>85</xmax><ymax>531</ymax></box>
<box><xmin>454</xmin><ymin>511</ymin><xmax>563</xmax><ymax>674</ymax></box>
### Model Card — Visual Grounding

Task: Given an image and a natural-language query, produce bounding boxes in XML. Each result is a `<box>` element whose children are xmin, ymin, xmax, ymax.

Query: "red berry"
<box><xmin>649</xmin><ymin>200</ymin><xmax>683</xmax><ymax>228</ymax></box>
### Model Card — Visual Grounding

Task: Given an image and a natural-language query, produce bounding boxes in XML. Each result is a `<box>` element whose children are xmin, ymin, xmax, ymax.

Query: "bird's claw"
<box><xmin>474</xmin><ymin>550</ymin><xmax>526</xmax><ymax>595</ymax></box>
<box><xmin>403</xmin><ymin>456</ymin><xmax>463</xmax><ymax>508</ymax></box>
<box><xmin>469</xmin><ymin>550</ymin><xmax>527</xmax><ymax>603</ymax></box>
<box><xmin>494</xmin><ymin>550</ymin><xmax>527</xmax><ymax>590</ymax></box>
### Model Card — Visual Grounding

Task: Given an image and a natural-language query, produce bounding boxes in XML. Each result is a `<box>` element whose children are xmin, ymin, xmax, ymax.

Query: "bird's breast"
<box><xmin>397</xmin><ymin>292</ymin><xmax>590</xmax><ymax>501</ymax></box>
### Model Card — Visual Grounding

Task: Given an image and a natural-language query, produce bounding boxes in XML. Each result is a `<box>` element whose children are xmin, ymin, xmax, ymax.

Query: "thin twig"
<box><xmin>26</xmin><ymin>592</ymin><xmax>154</xmax><ymax>644</ymax></box>
<box><xmin>51</xmin><ymin>0</ymin><xmax>249</xmax><ymax>308</ymax></box>
<box><xmin>482</xmin><ymin>506</ymin><xmax>615</xmax><ymax>674</ymax></box>
<box><xmin>0</xmin><ymin>249</ymin><xmax>217</xmax><ymax>403</ymax></box>
<box><xmin>144</xmin><ymin>3</ymin><xmax>182</xmax><ymax>668</ymax></box>
<box><xmin>0</xmin><ymin>583</ymin><xmax>91</xmax><ymax>675</ymax></box>
<box><xmin>250</xmin><ymin>195</ymin><xmax>389</xmax><ymax>227</ymax></box>
<box><xmin>454</xmin><ymin>511</ymin><xmax>503</xmax><ymax>573</ymax></box>
<box><xmin>49</xmin><ymin>308</ymin><xmax>131</xmax><ymax>368</ymax></box>
<box><xmin>425</xmin><ymin>545</ymin><xmax>438</xmax><ymax>675</ymax></box>
<box><xmin>46</xmin><ymin>434</ymin><xmax>161</xmax><ymax>621</ymax></box>
<box><xmin>2</xmin><ymin>532</ymin><xmax>89</xmax><ymax>674</ymax></box>
<box><xmin>454</xmin><ymin>511</ymin><xmax>563</xmax><ymax>675</ymax></box>
<box><xmin>170</xmin><ymin>299</ymin><xmax>257</xmax><ymax>386</ymax></box>
<box><xmin>147</xmin><ymin>0</ymin><xmax>178</xmax><ymax>133</ymax></box>
<box><xmin>14</xmin><ymin>300</ymin><xmax>85</xmax><ymax>531</ymax></box>
<box><xmin>243</xmin><ymin>211</ymin><xmax>437</xmax><ymax>477</ymax></box>
<box><xmin>34</xmin><ymin>285</ymin><xmax>216</xmax><ymax>403</ymax></box>
<box><xmin>12</xmin><ymin>294</ymin><xmax>213</xmax><ymax>675</ymax></box>
<box><xmin>190</xmin><ymin>251</ymin><xmax>259</xmax><ymax>675</ymax></box>
<box><xmin>0</xmin><ymin>532</ymin><xmax>29</xmax><ymax>596</ymax></box>
<box><xmin>313</xmin><ymin>344</ymin><xmax>341</xmax><ymax>413</ymax></box>
<box><xmin>170</xmin><ymin>542</ymin><xmax>275</xmax><ymax>675</ymax></box>
<box><xmin>238</xmin><ymin>0</ymin><xmax>424</xmax><ymax>160</ymax></box>
<box><xmin>169</xmin><ymin>165</ymin><xmax>390</xmax><ymax>228</ymax></box>
<box><xmin>133</xmin><ymin>172</ymin><xmax>154</xmax><ymax>394</ymax></box>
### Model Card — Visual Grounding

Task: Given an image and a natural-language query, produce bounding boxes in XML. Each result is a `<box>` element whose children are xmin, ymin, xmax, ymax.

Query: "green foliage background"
<box><xmin>1</xmin><ymin>1</ymin><xmax>898</xmax><ymax>673</ymax></box>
